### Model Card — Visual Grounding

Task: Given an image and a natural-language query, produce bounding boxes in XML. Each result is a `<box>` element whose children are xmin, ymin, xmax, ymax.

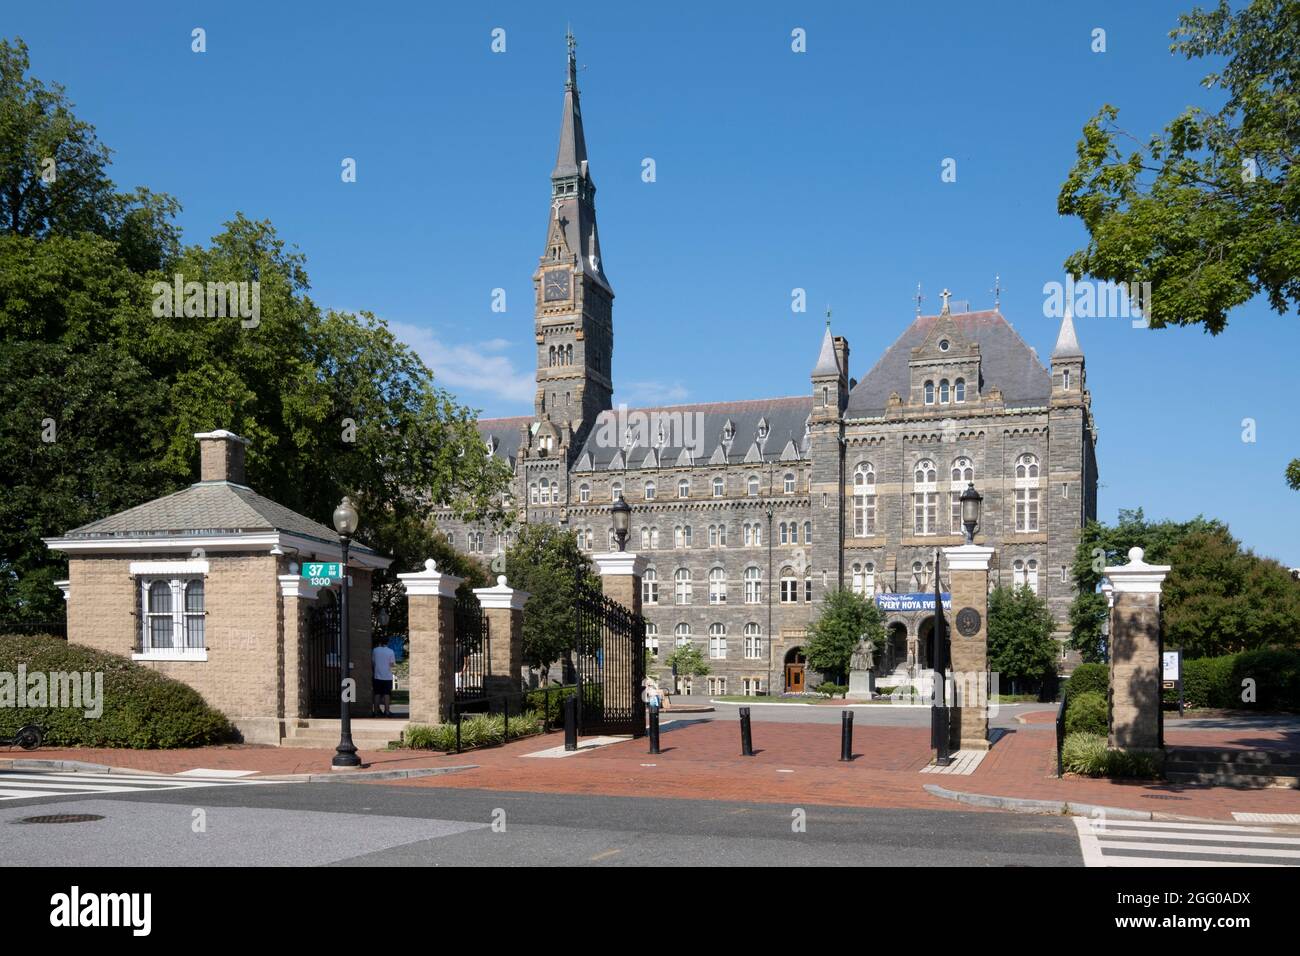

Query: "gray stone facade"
<box><xmin>435</xmin><ymin>42</ymin><xmax>1098</xmax><ymax>694</ymax></box>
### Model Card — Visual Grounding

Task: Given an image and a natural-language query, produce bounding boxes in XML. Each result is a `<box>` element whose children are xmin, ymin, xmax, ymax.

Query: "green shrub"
<box><xmin>1065</xmin><ymin>690</ymin><xmax>1107</xmax><ymax>736</ymax></box>
<box><xmin>1231</xmin><ymin>649</ymin><xmax>1300</xmax><ymax>712</ymax></box>
<box><xmin>813</xmin><ymin>682</ymin><xmax>848</xmax><ymax>698</ymax></box>
<box><xmin>523</xmin><ymin>684</ymin><xmax>582</xmax><ymax>725</ymax></box>
<box><xmin>401</xmin><ymin>709</ymin><xmax>543</xmax><ymax>752</ymax></box>
<box><xmin>1064</xmin><ymin>662</ymin><xmax>1108</xmax><ymax>700</ymax></box>
<box><xmin>402</xmin><ymin>723</ymin><xmax>458</xmax><ymax>751</ymax></box>
<box><xmin>1061</xmin><ymin>732</ymin><xmax>1160</xmax><ymax>778</ymax></box>
<box><xmin>1180</xmin><ymin>655</ymin><xmax>1235</xmax><ymax>708</ymax></box>
<box><xmin>0</xmin><ymin>634</ymin><xmax>233</xmax><ymax>748</ymax></box>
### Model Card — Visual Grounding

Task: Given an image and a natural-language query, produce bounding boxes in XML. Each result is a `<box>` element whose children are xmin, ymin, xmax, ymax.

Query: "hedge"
<box><xmin>1173</xmin><ymin>649</ymin><xmax>1300</xmax><ymax>711</ymax></box>
<box><xmin>0</xmin><ymin>634</ymin><xmax>234</xmax><ymax>748</ymax></box>
<box><xmin>1065</xmin><ymin>690</ymin><xmax>1107</xmax><ymax>736</ymax></box>
<box><xmin>1061</xmin><ymin>732</ymin><xmax>1160</xmax><ymax>778</ymax></box>
<box><xmin>1064</xmin><ymin>662</ymin><xmax>1108</xmax><ymax>700</ymax></box>
<box><xmin>402</xmin><ymin>710</ymin><xmax>543</xmax><ymax>752</ymax></box>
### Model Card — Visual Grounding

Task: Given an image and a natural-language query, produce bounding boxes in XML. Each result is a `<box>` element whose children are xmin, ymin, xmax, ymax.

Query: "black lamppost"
<box><xmin>611</xmin><ymin>492</ymin><xmax>631</xmax><ymax>551</ymax></box>
<box><xmin>331</xmin><ymin>495</ymin><xmax>361</xmax><ymax>769</ymax></box>
<box><xmin>960</xmin><ymin>481</ymin><xmax>983</xmax><ymax>545</ymax></box>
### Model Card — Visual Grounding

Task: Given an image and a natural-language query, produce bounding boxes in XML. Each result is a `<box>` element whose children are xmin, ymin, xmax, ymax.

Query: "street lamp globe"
<box><xmin>611</xmin><ymin>493</ymin><xmax>631</xmax><ymax>551</ymax></box>
<box><xmin>333</xmin><ymin>496</ymin><xmax>360</xmax><ymax>537</ymax></box>
<box><xmin>959</xmin><ymin>482</ymin><xmax>983</xmax><ymax>544</ymax></box>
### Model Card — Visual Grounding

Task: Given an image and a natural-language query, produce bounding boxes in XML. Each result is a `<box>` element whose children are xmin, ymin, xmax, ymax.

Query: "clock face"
<box><xmin>543</xmin><ymin>270</ymin><xmax>571</xmax><ymax>301</ymax></box>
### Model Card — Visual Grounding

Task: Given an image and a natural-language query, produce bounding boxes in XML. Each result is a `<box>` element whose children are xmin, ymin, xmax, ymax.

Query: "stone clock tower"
<box><xmin>531</xmin><ymin>31</ymin><xmax>614</xmax><ymax>462</ymax></box>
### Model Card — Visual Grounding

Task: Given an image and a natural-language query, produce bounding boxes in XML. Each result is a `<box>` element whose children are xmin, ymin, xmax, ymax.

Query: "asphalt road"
<box><xmin>0</xmin><ymin>778</ymin><xmax>1082</xmax><ymax>867</ymax></box>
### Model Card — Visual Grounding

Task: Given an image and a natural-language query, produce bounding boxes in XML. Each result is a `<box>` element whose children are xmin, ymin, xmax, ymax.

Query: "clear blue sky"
<box><xmin>10</xmin><ymin>1</ymin><xmax>1300</xmax><ymax>565</ymax></box>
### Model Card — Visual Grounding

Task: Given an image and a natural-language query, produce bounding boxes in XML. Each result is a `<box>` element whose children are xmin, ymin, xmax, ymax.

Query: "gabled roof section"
<box><xmin>475</xmin><ymin>416</ymin><xmax>530</xmax><ymax>468</ymax></box>
<box><xmin>847</xmin><ymin>310</ymin><xmax>1051</xmax><ymax>415</ymax></box>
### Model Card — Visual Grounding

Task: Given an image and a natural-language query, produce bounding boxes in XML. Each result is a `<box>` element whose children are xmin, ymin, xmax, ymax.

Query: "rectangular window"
<box><xmin>913</xmin><ymin>492</ymin><xmax>938</xmax><ymax>535</ymax></box>
<box><xmin>137</xmin><ymin>574</ymin><xmax>207</xmax><ymax>659</ymax></box>
<box><xmin>1015</xmin><ymin>488</ymin><xmax>1040</xmax><ymax>532</ymax></box>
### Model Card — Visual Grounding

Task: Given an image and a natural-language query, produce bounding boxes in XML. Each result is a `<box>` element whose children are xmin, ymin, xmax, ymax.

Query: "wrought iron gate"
<box><xmin>453</xmin><ymin>590</ymin><xmax>489</xmax><ymax>707</ymax></box>
<box><xmin>307</xmin><ymin>598</ymin><xmax>341</xmax><ymax>718</ymax></box>
<box><xmin>574</xmin><ymin>580</ymin><xmax>646</xmax><ymax>737</ymax></box>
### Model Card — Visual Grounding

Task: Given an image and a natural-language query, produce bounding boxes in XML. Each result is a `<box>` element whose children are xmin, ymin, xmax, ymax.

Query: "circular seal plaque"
<box><xmin>955</xmin><ymin>607</ymin><xmax>982</xmax><ymax>637</ymax></box>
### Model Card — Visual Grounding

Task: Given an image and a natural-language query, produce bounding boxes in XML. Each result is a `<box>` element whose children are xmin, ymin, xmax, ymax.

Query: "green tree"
<box><xmin>1055</xmin><ymin>1</ymin><xmax>1300</xmax><ymax>487</ymax></box>
<box><xmin>987</xmin><ymin>585</ymin><xmax>1059</xmax><ymax>689</ymax></box>
<box><xmin>803</xmin><ymin>587</ymin><xmax>886</xmax><ymax>683</ymax></box>
<box><xmin>503</xmin><ymin>525</ymin><xmax>595</xmax><ymax>681</ymax></box>
<box><xmin>665</xmin><ymin>642</ymin><xmax>710</xmax><ymax>690</ymax></box>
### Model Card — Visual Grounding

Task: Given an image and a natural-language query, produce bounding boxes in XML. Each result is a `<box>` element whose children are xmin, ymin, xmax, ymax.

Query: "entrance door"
<box><xmin>785</xmin><ymin>663</ymin><xmax>806</xmax><ymax>693</ymax></box>
<box><xmin>306</xmin><ymin>597</ymin><xmax>341</xmax><ymax>718</ymax></box>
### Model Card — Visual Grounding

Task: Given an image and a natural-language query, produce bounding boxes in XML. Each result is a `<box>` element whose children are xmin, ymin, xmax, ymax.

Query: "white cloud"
<box><xmin>618</xmin><ymin>381</ymin><xmax>690</xmax><ymax>405</ymax></box>
<box><xmin>389</xmin><ymin>321</ymin><xmax>534</xmax><ymax>405</ymax></box>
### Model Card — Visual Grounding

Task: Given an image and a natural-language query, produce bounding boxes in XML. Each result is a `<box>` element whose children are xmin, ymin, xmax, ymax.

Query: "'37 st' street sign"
<box><xmin>300</xmin><ymin>562</ymin><xmax>343</xmax><ymax>586</ymax></box>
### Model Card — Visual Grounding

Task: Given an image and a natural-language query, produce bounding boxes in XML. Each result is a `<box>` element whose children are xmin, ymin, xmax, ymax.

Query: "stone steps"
<box><xmin>281</xmin><ymin>719</ymin><xmax>407</xmax><ymax>750</ymax></box>
<box><xmin>1164</xmin><ymin>747</ymin><xmax>1300</xmax><ymax>789</ymax></box>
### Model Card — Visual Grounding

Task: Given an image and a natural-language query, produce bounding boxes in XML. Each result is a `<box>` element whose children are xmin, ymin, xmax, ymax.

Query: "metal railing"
<box><xmin>1055</xmin><ymin>686</ymin><xmax>1069</xmax><ymax>777</ymax></box>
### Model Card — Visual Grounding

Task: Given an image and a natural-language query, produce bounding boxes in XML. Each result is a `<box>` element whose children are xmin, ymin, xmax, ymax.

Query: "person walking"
<box><xmin>372</xmin><ymin>637</ymin><xmax>397</xmax><ymax>717</ymax></box>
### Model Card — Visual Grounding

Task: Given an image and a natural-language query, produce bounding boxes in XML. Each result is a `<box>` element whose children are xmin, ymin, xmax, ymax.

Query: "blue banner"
<box><xmin>874</xmin><ymin>592</ymin><xmax>951</xmax><ymax>613</ymax></box>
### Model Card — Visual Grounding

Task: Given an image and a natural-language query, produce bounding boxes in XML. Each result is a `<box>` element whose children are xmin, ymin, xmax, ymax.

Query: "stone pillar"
<box><xmin>472</xmin><ymin>575</ymin><xmax>530</xmax><ymax>698</ymax></box>
<box><xmin>942</xmin><ymin>544</ymin><xmax>995</xmax><ymax>752</ymax></box>
<box><xmin>591</xmin><ymin>551</ymin><xmax>648</xmax><ymax>720</ymax></box>
<box><xmin>1104</xmin><ymin>547</ymin><xmax>1169</xmax><ymax>755</ymax></box>
<box><xmin>398</xmin><ymin>559</ymin><xmax>462</xmax><ymax>725</ymax></box>
<box><xmin>277</xmin><ymin>570</ymin><xmax>319</xmax><ymax>723</ymax></box>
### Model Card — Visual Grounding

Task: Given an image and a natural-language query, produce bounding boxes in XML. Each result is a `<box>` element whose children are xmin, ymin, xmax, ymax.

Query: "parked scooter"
<box><xmin>0</xmin><ymin>724</ymin><xmax>43</xmax><ymax>750</ymax></box>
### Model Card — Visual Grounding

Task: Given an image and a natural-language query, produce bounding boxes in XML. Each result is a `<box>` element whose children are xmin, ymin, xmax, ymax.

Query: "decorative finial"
<box><xmin>939</xmin><ymin>288</ymin><xmax>952</xmax><ymax>315</ymax></box>
<box><xmin>825</xmin><ymin>305</ymin><xmax>832</xmax><ymax>328</ymax></box>
<box><xmin>423</xmin><ymin>558</ymin><xmax>437</xmax><ymax>572</ymax></box>
<box><xmin>497</xmin><ymin>574</ymin><xmax>508</xmax><ymax>588</ymax></box>
<box><xmin>991</xmin><ymin>274</ymin><xmax>1002</xmax><ymax>308</ymax></box>
<box><xmin>914</xmin><ymin>283</ymin><xmax>924</xmax><ymax>315</ymax></box>
<box><xmin>565</xmin><ymin>28</ymin><xmax>578</xmax><ymax>90</ymax></box>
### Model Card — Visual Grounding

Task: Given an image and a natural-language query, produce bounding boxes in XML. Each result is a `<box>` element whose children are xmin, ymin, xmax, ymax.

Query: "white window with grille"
<box><xmin>708</xmin><ymin>624</ymin><xmax>727</xmax><ymax>660</ymax></box>
<box><xmin>135</xmin><ymin>564</ymin><xmax>207</xmax><ymax>660</ymax></box>
<box><xmin>744</xmin><ymin>567</ymin><xmax>761</xmax><ymax>604</ymax></box>
<box><xmin>645</xmin><ymin>623</ymin><xmax>659</xmax><ymax>658</ymax></box>
<box><xmin>674</xmin><ymin>569</ymin><xmax>692</xmax><ymax>605</ymax></box>
<box><xmin>642</xmin><ymin>569</ymin><xmax>658</xmax><ymax>605</ymax></box>
<box><xmin>912</xmin><ymin>459</ymin><xmax>938</xmax><ymax>535</ymax></box>
<box><xmin>743</xmin><ymin>623</ymin><xmax>762</xmax><ymax>659</ymax></box>
<box><xmin>674</xmin><ymin>623</ymin><xmax>691</xmax><ymax>647</ymax></box>
<box><xmin>1015</xmin><ymin>454</ymin><xmax>1041</xmax><ymax>532</ymax></box>
<box><xmin>708</xmin><ymin>567</ymin><xmax>727</xmax><ymax>604</ymax></box>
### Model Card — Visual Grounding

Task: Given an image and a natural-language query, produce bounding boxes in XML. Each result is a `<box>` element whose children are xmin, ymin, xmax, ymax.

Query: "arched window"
<box><xmin>779</xmin><ymin>522</ymin><xmax>789</xmax><ymax>545</ymax></box>
<box><xmin>550</xmin><ymin>480</ymin><xmax>559</xmax><ymax>503</ymax></box>
<box><xmin>853</xmin><ymin>462</ymin><xmax>877</xmax><ymax>536</ymax></box>
<box><xmin>639</xmin><ymin>526</ymin><xmax>651</xmax><ymax>550</ymax></box>
<box><xmin>955</xmin><ymin>378</ymin><xmax>966</xmax><ymax>403</ymax></box>
<box><xmin>747</xmin><ymin>475</ymin><xmax>760</xmax><ymax>496</ymax></box>
<box><xmin>548</xmin><ymin>346</ymin><xmax>555</xmax><ymax>367</ymax></box>
<box><xmin>539</xmin><ymin>482</ymin><xmax>551</xmax><ymax>505</ymax></box>
<box><xmin>803</xmin><ymin>521</ymin><xmax>812</xmax><ymax>544</ymax></box>
<box><xmin>913</xmin><ymin>459</ymin><xmax>938</xmax><ymax>535</ymax></box>
<box><xmin>939</xmin><ymin>379</ymin><xmax>950</xmax><ymax>403</ymax></box>
<box><xmin>566</xmin><ymin>344</ymin><xmax>573</xmax><ymax>365</ymax></box>
<box><xmin>644</xmin><ymin>480</ymin><xmax>656</xmax><ymax>501</ymax></box>
<box><xmin>678</xmin><ymin>479</ymin><xmax>690</xmax><ymax>499</ymax></box>
<box><xmin>717</xmin><ymin>522</ymin><xmax>727</xmax><ymax>546</ymax></box>
<box><xmin>709</xmin><ymin>567</ymin><xmax>727</xmax><ymax>604</ymax></box>
<box><xmin>1012</xmin><ymin>559</ymin><xmax>1040</xmax><ymax>593</ymax></box>
<box><xmin>674</xmin><ymin>623</ymin><xmax>692</xmax><ymax>647</ymax></box>
<box><xmin>950</xmin><ymin>456</ymin><xmax>975</xmax><ymax>533</ymax></box>
<box><xmin>780</xmin><ymin>567</ymin><xmax>798</xmax><ymax>604</ymax></box>
<box><xmin>674</xmin><ymin>569</ymin><xmax>692</xmax><ymax>605</ymax></box>
<box><xmin>708</xmin><ymin>623</ymin><xmax>727</xmax><ymax>660</ymax></box>
<box><xmin>1015</xmin><ymin>453</ymin><xmax>1041</xmax><ymax>532</ymax></box>
<box><xmin>645</xmin><ymin>623</ymin><xmax>659</xmax><ymax>658</ymax></box>
<box><xmin>744</xmin><ymin>623</ymin><xmax>762</xmax><ymax>660</ymax></box>
<box><xmin>607</xmin><ymin>528</ymin><xmax>617</xmax><ymax>550</ymax></box>
<box><xmin>744</xmin><ymin>567</ymin><xmax>762</xmax><ymax>604</ymax></box>
<box><xmin>650</xmin><ymin>527</ymin><xmax>660</xmax><ymax>549</ymax></box>
<box><xmin>579</xmin><ymin>483</ymin><xmax>590</xmax><ymax>503</ymax></box>
<box><xmin>783</xmin><ymin>473</ymin><xmax>795</xmax><ymax>494</ymax></box>
<box><xmin>611</xmin><ymin>480</ymin><xmax>623</xmax><ymax>501</ymax></box>
<box><xmin>642</xmin><ymin>568</ymin><xmax>659</xmax><ymax>605</ymax></box>
<box><xmin>805</xmin><ymin>573</ymin><xmax>813</xmax><ymax>603</ymax></box>
<box><xmin>712</xmin><ymin>476</ymin><xmax>724</xmax><ymax>497</ymax></box>
<box><xmin>1063</xmin><ymin>369</ymin><xmax>1071</xmax><ymax>390</ymax></box>
<box><xmin>924</xmin><ymin>380</ymin><xmax>935</xmax><ymax>404</ymax></box>
<box><xmin>529</xmin><ymin>483</ymin><xmax>539</xmax><ymax>505</ymax></box>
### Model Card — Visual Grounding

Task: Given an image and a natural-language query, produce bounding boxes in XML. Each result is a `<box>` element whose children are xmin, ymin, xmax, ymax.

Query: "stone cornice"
<box><xmin>397</xmin><ymin>558</ymin><xmax>464</xmax><ymax>598</ymax></box>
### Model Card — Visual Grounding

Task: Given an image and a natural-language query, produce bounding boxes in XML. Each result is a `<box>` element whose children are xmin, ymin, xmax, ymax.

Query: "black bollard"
<box><xmin>563</xmin><ymin>694</ymin><xmax>578</xmax><ymax>752</ymax></box>
<box><xmin>648</xmin><ymin>703</ymin><xmax>661</xmax><ymax>754</ymax></box>
<box><xmin>840</xmin><ymin>709</ymin><xmax>854</xmax><ymax>762</ymax></box>
<box><xmin>739</xmin><ymin>706</ymin><xmax>754</xmax><ymax>756</ymax></box>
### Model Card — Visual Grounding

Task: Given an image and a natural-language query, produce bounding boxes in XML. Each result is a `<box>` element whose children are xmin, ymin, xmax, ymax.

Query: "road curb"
<box><xmin>257</xmin><ymin>765</ymin><xmax>479</xmax><ymax>783</ymax></box>
<box><xmin>922</xmin><ymin>783</ymin><xmax>1246</xmax><ymax>824</ymax></box>
<box><xmin>0</xmin><ymin>758</ymin><xmax>169</xmax><ymax>776</ymax></box>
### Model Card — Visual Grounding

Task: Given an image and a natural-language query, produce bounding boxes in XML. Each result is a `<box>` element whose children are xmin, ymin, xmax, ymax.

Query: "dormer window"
<box><xmin>756</xmin><ymin>419</ymin><xmax>769</xmax><ymax>441</ymax></box>
<box><xmin>722</xmin><ymin>421</ymin><xmax>734</xmax><ymax>442</ymax></box>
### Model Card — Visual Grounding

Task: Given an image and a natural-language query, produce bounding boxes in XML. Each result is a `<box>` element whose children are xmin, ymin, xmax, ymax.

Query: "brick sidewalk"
<box><xmin>8</xmin><ymin>720</ymin><xmax>1297</xmax><ymax>820</ymax></box>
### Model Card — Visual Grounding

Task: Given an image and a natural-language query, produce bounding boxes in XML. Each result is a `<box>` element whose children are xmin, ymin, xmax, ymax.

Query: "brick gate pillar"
<box><xmin>398</xmin><ymin>559</ymin><xmax>462</xmax><ymax>725</ymax></box>
<box><xmin>942</xmin><ymin>544</ymin><xmax>995</xmax><ymax>751</ymax></box>
<box><xmin>277</xmin><ymin>568</ymin><xmax>320</xmax><ymax>724</ymax></box>
<box><xmin>1104</xmin><ymin>547</ymin><xmax>1169</xmax><ymax>756</ymax></box>
<box><xmin>591</xmin><ymin>551</ymin><xmax>647</xmax><ymax>718</ymax></box>
<box><xmin>472</xmin><ymin>575</ymin><xmax>529</xmax><ymax>698</ymax></box>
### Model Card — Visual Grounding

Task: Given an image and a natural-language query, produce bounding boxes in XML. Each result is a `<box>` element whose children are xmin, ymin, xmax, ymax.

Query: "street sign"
<box><xmin>300</xmin><ymin>562</ymin><xmax>343</xmax><ymax>586</ymax></box>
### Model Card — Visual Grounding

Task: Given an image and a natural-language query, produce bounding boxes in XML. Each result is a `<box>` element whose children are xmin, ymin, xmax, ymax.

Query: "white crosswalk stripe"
<box><xmin>0</xmin><ymin>770</ymin><xmax>272</xmax><ymax>801</ymax></box>
<box><xmin>1073</xmin><ymin>817</ymin><xmax>1300</xmax><ymax>867</ymax></box>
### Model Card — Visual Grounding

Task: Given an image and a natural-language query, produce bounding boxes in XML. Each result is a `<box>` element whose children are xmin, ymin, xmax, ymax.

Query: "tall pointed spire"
<box><xmin>812</xmin><ymin>322</ymin><xmax>839</xmax><ymax>377</ymax></box>
<box><xmin>1052</xmin><ymin>304</ymin><xmax>1083</xmax><ymax>358</ymax></box>
<box><xmin>552</xmin><ymin>30</ymin><xmax>587</xmax><ymax>180</ymax></box>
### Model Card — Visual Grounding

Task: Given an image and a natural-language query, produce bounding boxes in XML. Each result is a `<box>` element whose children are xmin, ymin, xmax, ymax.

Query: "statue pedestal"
<box><xmin>847</xmin><ymin>669</ymin><xmax>875</xmax><ymax>700</ymax></box>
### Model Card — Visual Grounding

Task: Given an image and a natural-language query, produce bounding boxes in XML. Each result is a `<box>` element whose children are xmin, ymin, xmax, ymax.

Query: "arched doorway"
<box><xmin>784</xmin><ymin>646</ymin><xmax>807</xmax><ymax>694</ymax></box>
<box><xmin>916</xmin><ymin>616</ymin><xmax>934</xmax><ymax>671</ymax></box>
<box><xmin>886</xmin><ymin>622</ymin><xmax>908</xmax><ymax>673</ymax></box>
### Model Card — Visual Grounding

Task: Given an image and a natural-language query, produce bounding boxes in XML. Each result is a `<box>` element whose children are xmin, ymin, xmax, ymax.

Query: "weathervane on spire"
<box><xmin>825</xmin><ymin>305</ymin><xmax>832</xmax><ymax>328</ymax></box>
<box><xmin>565</xmin><ymin>28</ymin><xmax>578</xmax><ymax>90</ymax></box>
<box><xmin>939</xmin><ymin>288</ymin><xmax>952</xmax><ymax>316</ymax></box>
<box><xmin>914</xmin><ymin>283</ymin><xmax>924</xmax><ymax>316</ymax></box>
<box><xmin>991</xmin><ymin>274</ymin><xmax>1002</xmax><ymax>308</ymax></box>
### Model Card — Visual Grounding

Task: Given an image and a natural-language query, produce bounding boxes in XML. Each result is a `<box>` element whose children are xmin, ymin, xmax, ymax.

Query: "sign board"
<box><xmin>875</xmin><ymin>593</ymin><xmax>952</xmax><ymax>613</ymax></box>
<box><xmin>1162</xmin><ymin>650</ymin><xmax>1181</xmax><ymax>681</ymax></box>
<box><xmin>300</xmin><ymin>562</ymin><xmax>343</xmax><ymax>586</ymax></box>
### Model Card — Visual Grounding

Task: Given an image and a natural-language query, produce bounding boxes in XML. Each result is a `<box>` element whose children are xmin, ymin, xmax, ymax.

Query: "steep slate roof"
<box><xmin>59</xmin><ymin>482</ymin><xmax>380</xmax><ymax>555</ymax></box>
<box><xmin>846</xmin><ymin>310</ymin><xmax>1052</xmax><ymax>416</ymax></box>
<box><xmin>478</xmin><ymin>415</ymin><xmax>531</xmax><ymax>468</ymax></box>
<box><xmin>1052</xmin><ymin>307</ymin><xmax>1083</xmax><ymax>359</ymax></box>
<box><xmin>573</xmin><ymin>395</ymin><xmax>813</xmax><ymax>470</ymax></box>
<box><xmin>811</xmin><ymin>324</ymin><xmax>840</xmax><ymax>377</ymax></box>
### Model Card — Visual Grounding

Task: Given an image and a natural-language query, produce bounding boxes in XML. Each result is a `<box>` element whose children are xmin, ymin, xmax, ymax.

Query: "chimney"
<box><xmin>832</xmin><ymin>336</ymin><xmax>850</xmax><ymax>385</ymax></box>
<box><xmin>195</xmin><ymin>430</ymin><xmax>250</xmax><ymax>484</ymax></box>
